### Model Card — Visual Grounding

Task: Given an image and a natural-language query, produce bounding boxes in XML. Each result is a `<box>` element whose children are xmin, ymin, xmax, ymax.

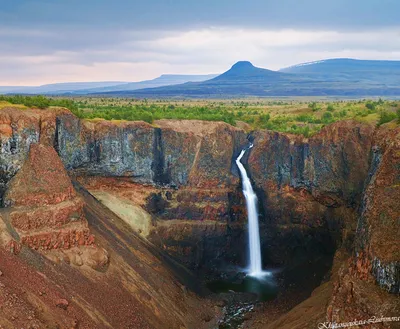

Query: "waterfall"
<box><xmin>236</xmin><ymin>143</ymin><xmax>264</xmax><ymax>277</ymax></box>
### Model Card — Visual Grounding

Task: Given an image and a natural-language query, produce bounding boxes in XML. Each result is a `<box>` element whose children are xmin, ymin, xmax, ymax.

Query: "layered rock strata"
<box><xmin>4</xmin><ymin>143</ymin><xmax>95</xmax><ymax>251</ymax></box>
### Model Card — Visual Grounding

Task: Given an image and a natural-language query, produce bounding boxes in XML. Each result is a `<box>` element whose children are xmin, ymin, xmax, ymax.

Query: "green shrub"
<box><xmin>295</xmin><ymin>114</ymin><xmax>313</xmax><ymax>122</ymax></box>
<box><xmin>378</xmin><ymin>110</ymin><xmax>396</xmax><ymax>126</ymax></box>
<box><xmin>366</xmin><ymin>102</ymin><xmax>376</xmax><ymax>111</ymax></box>
<box><xmin>327</xmin><ymin>104</ymin><xmax>335</xmax><ymax>112</ymax></box>
<box><xmin>308</xmin><ymin>102</ymin><xmax>321</xmax><ymax>112</ymax></box>
<box><xmin>322</xmin><ymin>112</ymin><xmax>333</xmax><ymax>123</ymax></box>
<box><xmin>258</xmin><ymin>113</ymin><xmax>270</xmax><ymax>123</ymax></box>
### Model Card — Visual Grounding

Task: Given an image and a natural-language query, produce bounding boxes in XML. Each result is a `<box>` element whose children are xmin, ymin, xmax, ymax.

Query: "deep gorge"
<box><xmin>0</xmin><ymin>106</ymin><xmax>398</xmax><ymax>328</ymax></box>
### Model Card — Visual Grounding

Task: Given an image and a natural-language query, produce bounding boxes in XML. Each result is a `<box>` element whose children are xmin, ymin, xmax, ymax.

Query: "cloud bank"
<box><xmin>1</xmin><ymin>0</ymin><xmax>399</xmax><ymax>85</ymax></box>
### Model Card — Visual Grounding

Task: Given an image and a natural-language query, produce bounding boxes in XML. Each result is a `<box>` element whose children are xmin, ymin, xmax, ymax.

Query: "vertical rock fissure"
<box><xmin>152</xmin><ymin>128</ymin><xmax>170</xmax><ymax>185</ymax></box>
<box><xmin>54</xmin><ymin>117</ymin><xmax>60</xmax><ymax>154</ymax></box>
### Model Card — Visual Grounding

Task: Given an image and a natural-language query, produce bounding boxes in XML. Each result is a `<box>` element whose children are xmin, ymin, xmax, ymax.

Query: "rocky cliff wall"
<box><xmin>0</xmin><ymin>108</ymin><xmax>59</xmax><ymax>202</ymax></box>
<box><xmin>1</xmin><ymin>107</ymin><xmax>398</xmax><ymax>284</ymax></box>
<box><xmin>56</xmin><ymin>114</ymin><xmax>247</xmax><ymax>187</ymax></box>
<box><xmin>0</xmin><ymin>108</ymin><xmax>374</xmax><ymax>209</ymax></box>
<box><xmin>247</xmin><ymin>121</ymin><xmax>375</xmax><ymax>267</ymax></box>
<box><xmin>0</xmin><ymin>107</ymin><xmax>398</xmax><ymax>328</ymax></box>
<box><xmin>354</xmin><ymin>125</ymin><xmax>400</xmax><ymax>294</ymax></box>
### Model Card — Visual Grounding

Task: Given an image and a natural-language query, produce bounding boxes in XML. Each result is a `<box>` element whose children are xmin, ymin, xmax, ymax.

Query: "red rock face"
<box><xmin>326</xmin><ymin>257</ymin><xmax>400</xmax><ymax>329</ymax></box>
<box><xmin>4</xmin><ymin>143</ymin><xmax>95</xmax><ymax>251</ymax></box>
<box><xmin>5</xmin><ymin>144</ymin><xmax>76</xmax><ymax>207</ymax></box>
<box><xmin>21</xmin><ymin>226</ymin><xmax>94</xmax><ymax>250</ymax></box>
<box><xmin>355</xmin><ymin>126</ymin><xmax>400</xmax><ymax>293</ymax></box>
<box><xmin>68</xmin><ymin>118</ymin><xmax>381</xmax><ymax>276</ymax></box>
<box><xmin>249</xmin><ymin>121</ymin><xmax>374</xmax><ymax>216</ymax></box>
<box><xmin>0</xmin><ymin>108</ymin><xmax>63</xmax><ymax>201</ymax></box>
<box><xmin>10</xmin><ymin>198</ymin><xmax>85</xmax><ymax>232</ymax></box>
<box><xmin>324</xmin><ymin>126</ymin><xmax>400</xmax><ymax>327</ymax></box>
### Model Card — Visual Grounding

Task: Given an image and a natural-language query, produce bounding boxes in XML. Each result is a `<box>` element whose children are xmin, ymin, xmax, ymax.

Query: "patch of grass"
<box><xmin>0</xmin><ymin>100</ymin><xmax>27</xmax><ymax>110</ymax></box>
<box><xmin>1</xmin><ymin>95</ymin><xmax>399</xmax><ymax>136</ymax></box>
<box><xmin>0</xmin><ymin>95</ymin><xmax>78</xmax><ymax>111</ymax></box>
<box><xmin>378</xmin><ymin>110</ymin><xmax>397</xmax><ymax>126</ymax></box>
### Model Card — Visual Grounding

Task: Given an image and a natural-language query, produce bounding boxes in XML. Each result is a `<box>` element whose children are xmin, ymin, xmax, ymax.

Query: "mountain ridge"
<box><xmin>3</xmin><ymin>58</ymin><xmax>400</xmax><ymax>97</ymax></box>
<box><xmin>0</xmin><ymin>74</ymin><xmax>218</xmax><ymax>95</ymax></box>
<box><xmin>98</xmin><ymin>58</ymin><xmax>400</xmax><ymax>97</ymax></box>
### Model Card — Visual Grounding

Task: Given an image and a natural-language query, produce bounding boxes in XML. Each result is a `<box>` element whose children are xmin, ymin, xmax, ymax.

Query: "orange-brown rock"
<box><xmin>10</xmin><ymin>198</ymin><xmax>84</xmax><ymax>232</ymax></box>
<box><xmin>326</xmin><ymin>258</ymin><xmax>400</xmax><ymax>329</ymax></box>
<box><xmin>249</xmin><ymin>120</ymin><xmax>374</xmax><ymax>217</ymax></box>
<box><xmin>4</xmin><ymin>143</ymin><xmax>76</xmax><ymax>207</ymax></box>
<box><xmin>0</xmin><ymin>107</ymin><xmax>70</xmax><ymax>202</ymax></box>
<box><xmin>355</xmin><ymin>125</ymin><xmax>400</xmax><ymax>293</ymax></box>
<box><xmin>20</xmin><ymin>223</ymin><xmax>94</xmax><ymax>250</ymax></box>
<box><xmin>3</xmin><ymin>143</ymin><xmax>96</xmax><ymax>252</ymax></box>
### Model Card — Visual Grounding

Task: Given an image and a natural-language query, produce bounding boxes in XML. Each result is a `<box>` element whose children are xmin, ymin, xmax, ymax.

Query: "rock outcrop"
<box><xmin>56</xmin><ymin>115</ymin><xmax>246</xmax><ymax>187</ymax></box>
<box><xmin>355</xmin><ymin>125</ymin><xmax>400</xmax><ymax>293</ymax></box>
<box><xmin>323</xmin><ymin>126</ymin><xmax>400</xmax><ymax>328</ymax></box>
<box><xmin>0</xmin><ymin>106</ymin><xmax>398</xmax><ymax>328</ymax></box>
<box><xmin>0</xmin><ymin>107</ymin><xmax>60</xmax><ymax>203</ymax></box>
<box><xmin>245</xmin><ymin>125</ymin><xmax>400</xmax><ymax>329</ymax></box>
<box><xmin>247</xmin><ymin>121</ymin><xmax>374</xmax><ymax>267</ymax></box>
<box><xmin>69</xmin><ymin>117</ymin><xmax>379</xmax><ymax>278</ymax></box>
<box><xmin>1</xmin><ymin>142</ymin><xmax>111</xmax><ymax>271</ymax></box>
<box><xmin>4</xmin><ymin>143</ymin><xmax>95</xmax><ymax>251</ymax></box>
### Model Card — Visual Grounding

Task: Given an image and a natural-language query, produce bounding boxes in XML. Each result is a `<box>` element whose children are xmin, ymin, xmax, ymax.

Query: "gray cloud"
<box><xmin>1</xmin><ymin>0</ymin><xmax>399</xmax><ymax>31</ymax></box>
<box><xmin>0</xmin><ymin>0</ymin><xmax>399</xmax><ymax>85</ymax></box>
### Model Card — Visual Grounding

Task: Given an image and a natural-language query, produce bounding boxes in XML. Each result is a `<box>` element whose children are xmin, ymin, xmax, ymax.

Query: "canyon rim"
<box><xmin>0</xmin><ymin>105</ymin><xmax>397</xmax><ymax>328</ymax></box>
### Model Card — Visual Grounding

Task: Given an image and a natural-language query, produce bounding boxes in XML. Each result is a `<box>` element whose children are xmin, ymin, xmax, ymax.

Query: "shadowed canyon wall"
<box><xmin>0</xmin><ymin>107</ymin><xmax>398</xmax><ymax>299</ymax></box>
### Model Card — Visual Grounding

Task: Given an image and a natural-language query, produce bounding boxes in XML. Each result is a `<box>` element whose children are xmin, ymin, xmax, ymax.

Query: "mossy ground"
<box><xmin>1</xmin><ymin>95</ymin><xmax>399</xmax><ymax>136</ymax></box>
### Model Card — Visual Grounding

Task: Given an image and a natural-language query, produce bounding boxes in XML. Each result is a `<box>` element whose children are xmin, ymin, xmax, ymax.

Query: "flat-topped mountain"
<box><xmin>210</xmin><ymin>61</ymin><xmax>285</xmax><ymax>81</ymax></box>
<box><xmin>4</xmin><ymin>58</ymin><xmax>400</xmax><ymax>97</ymax></box>
<box><xmin>98</xmin><ymin>59</ymin><xmax>400</xmax><ymax>97</ymax></box>
<box><xmin>97</xmin><ymin>61</ymin><xmax>302</xmax><ymax>97</ymax></box>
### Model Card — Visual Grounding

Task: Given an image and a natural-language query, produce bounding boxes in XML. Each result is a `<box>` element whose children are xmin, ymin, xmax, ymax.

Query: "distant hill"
<box><xmin>3</xmin><ymin>59</ymin><xmax>400</xmax><ymax>97</ymax></box>
<box><xmin>75</xmin><ymin>74</ymin><xmax>218</xmax><ymax>94</ymax></box>
<box><xmin>280</xmin><ymin>58</ymin><xmax>400</xmax><ymax>86</ymax></box>
<box><xmin>0</xmin><ymin>82</ymin><xmax>126</xmax><ymax>95</ymax></box>
<box><xmin>100</xmin><ymin>59</ymin><xmax>400</xmax><ymax>97</ymax></box>
<box><xmin>210</xmin><ymin>61</ymin><xmax>286</xmax><ymax>81</ymax></box>
<box><xmin>96</xmin><ymin>61</ymin><xmax>303</xmax><ymax>97</ymax></box>
<box><xmin>0</xmin><ymin>74</ymin><xmax>217</xmax><ymax>95</ymax></box>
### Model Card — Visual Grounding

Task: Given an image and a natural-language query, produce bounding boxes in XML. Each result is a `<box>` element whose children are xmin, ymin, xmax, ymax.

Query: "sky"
<box><xmin>1</xmin><ymin>0</ymin><xmax>399</xmax><ymax>85</ymax></box>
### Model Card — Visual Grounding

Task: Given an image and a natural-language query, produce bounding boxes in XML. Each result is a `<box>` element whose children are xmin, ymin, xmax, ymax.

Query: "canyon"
<box><xmin>0</xmin><ymin>106</ymin><xmax>398</xmax><ymax>328</ymax></box>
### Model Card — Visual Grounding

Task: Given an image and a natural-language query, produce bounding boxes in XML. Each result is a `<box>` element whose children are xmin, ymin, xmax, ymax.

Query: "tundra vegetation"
<box><xmin>0</xmin><ymin>95</ymin><xmax>399</xmax><ymax>137</ymax></box>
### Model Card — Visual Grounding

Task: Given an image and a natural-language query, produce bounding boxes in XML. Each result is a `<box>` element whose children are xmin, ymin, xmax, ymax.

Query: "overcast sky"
<box><xmin>1</xmin><ymin>0</ymin><xmax>399</xmax><ymax>85</ymax></box>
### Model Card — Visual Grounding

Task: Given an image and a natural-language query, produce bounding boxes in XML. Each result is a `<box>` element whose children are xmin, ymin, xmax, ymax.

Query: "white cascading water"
<box><xmin>236</xmin><ymin>143</ymin><xmax>264</xmax><ymax>277</ymax></box>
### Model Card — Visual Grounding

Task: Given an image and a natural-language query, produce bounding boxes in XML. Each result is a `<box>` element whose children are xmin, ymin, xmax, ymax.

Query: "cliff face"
<box><xmin>247</xmin><ymin>121</ymin><xmax>374</xmax><ymax>266</ymax></box>
<box><xmin>56</xmin><ymin>114</ymin><xmax>246</xmax><ymax>187</ymax></box>
<box><xmin>0</xmin><ymin>107</ymin><xmax>398</xmax><ymax>328</ymax></box>
<box><xmin>0</xmin><ymin>109</ymin><xmax>218</xmax><ymax>329</ymax></box>
<box><xmin>4</xmin><ymin>144</ymin><xmax>95</xmax><ymax>251</ymax></box>
<box><xmin>0</xmin><ymin>108</ymin><xmax>382</xmax><ymax>273</ymax></box>
<box><xmin>53</xmin><ymin>114</ymin><xmax>379</xmax><ymax>276</ymax></box>
<box><xmin>246</xmin><ymin>125</ymin><xmax>400</xmax><ymax>329</ymax></box>
<box><xmin>325</xmin><ymin>126</ymin><xmax>400</xmax><ymax>327</ymax></box>
<box><xmin>250</xmin><ymin>121</ymin><xmax>373</xmax><ymax>209</ymax></box>
<box><xmin>0</xmin><ymin>108</ymin><xmax>59</xmax><ymax>202</ymax></box>
<box><xmin>355</xmin><ymin>126</ymin><xmax>400</xmax><ymax>293</ymax></box>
